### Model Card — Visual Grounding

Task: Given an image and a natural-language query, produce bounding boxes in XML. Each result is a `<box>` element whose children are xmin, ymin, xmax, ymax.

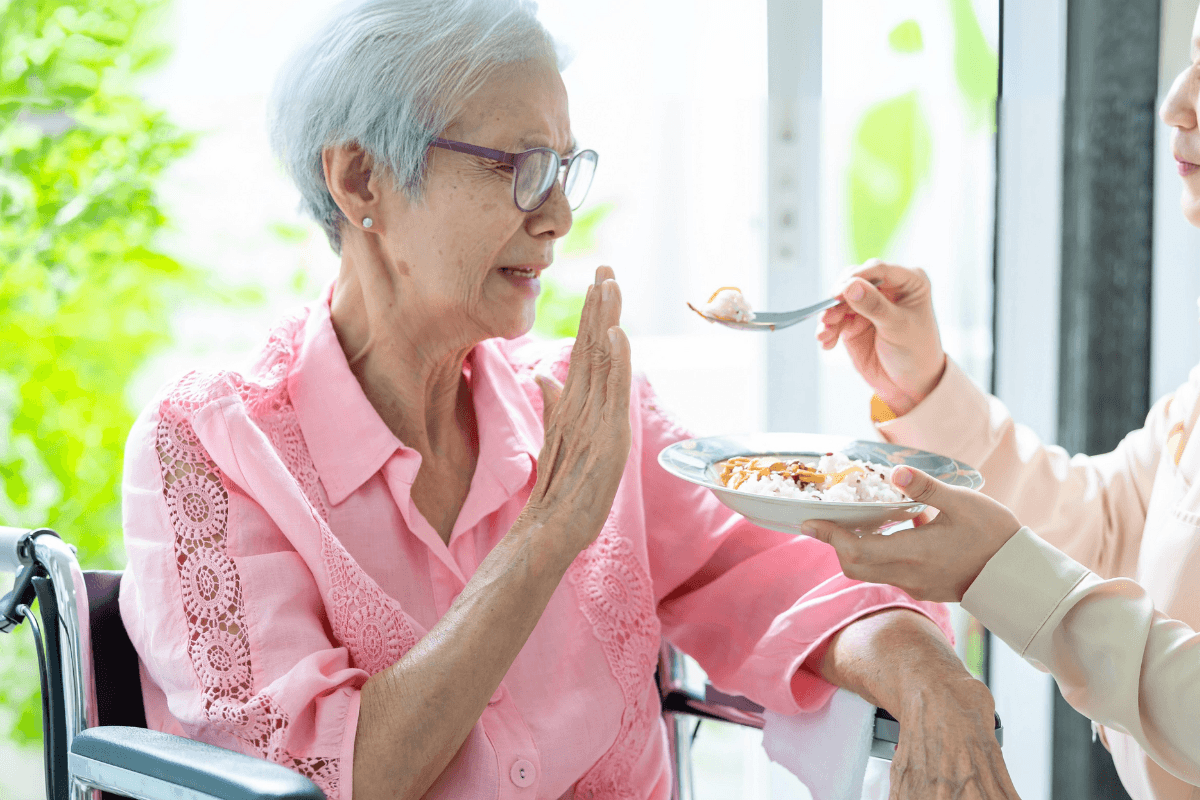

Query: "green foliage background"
<box><xmin>847</xmin><ymin>0</ymin><xmax>998</xmax><ymax>265</ymax></box>
<box><xmin>532</xmin><ymin>202</ymin><xmax>613</xmax><ymax>340</ymax></box>
<box><xmin>0</xmin><ymin>0</ymin><xmax>202</xmax><ymax>743</ymax></box>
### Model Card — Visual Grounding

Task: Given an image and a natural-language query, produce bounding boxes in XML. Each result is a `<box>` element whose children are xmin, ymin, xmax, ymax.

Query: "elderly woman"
<box><xmin>807</xmin><ymin>4</ymin><xmax>1200</xmax><ymax>798</ymax></box>
<box><xmin>118</xmin><ymin>1</ymin><xmax>1015</xmax><ymax>798</ymax></box>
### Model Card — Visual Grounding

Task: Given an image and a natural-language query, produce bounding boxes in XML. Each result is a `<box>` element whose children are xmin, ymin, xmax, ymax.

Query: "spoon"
<box><xmin>687</xmin><ymin>279</ymin><xmax>882</xmax><ymax>332</ymax></box>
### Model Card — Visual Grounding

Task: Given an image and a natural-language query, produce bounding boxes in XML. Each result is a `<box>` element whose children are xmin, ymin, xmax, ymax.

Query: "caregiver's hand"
<box><xmin>802</xmin><ymin>466</ymin><xmax>1022</xmax><ymax>602</ymax></box>
<box><xmin>816</xmin><ymin>260</ymin><xmax>947</xmax><ymax>417</ymax></box>
<box><xmin>526</xmin><ymin>266</ymin><xmax>632</xmax><ymax>555</ymax></box>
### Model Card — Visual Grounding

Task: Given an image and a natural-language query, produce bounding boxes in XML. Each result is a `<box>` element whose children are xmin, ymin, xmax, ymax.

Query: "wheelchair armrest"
<box><xmin>70</xmin><ymin>726</ymin><xmax>326</xmax><ymax>800</ymax></box>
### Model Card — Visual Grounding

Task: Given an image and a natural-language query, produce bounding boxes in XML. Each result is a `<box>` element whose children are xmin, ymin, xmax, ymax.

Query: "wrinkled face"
<box><xmin>1161</xmin><ymin>5</ymin><xmax>1200</xmax><ymax>227</ymax></box>
<box><xmin>375</xmin><ymin>57</ymin><xmax>574</xmax><ymax>341</ymax></box>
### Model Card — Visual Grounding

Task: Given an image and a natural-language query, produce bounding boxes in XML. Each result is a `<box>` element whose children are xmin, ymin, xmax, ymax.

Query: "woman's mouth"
<box><xmin>496</xmin><ymin>265</ymin><xmax>544</xmax><ymax>297</ymax></box>
<box><xmin>499</xmin><ymin>267</ymin><xmax>540</xmax><ymax>278</ymax></box>
<box><xmin>1177</xmin><ymin>158</ymin><xmax>1199</xmax><ymax>177</ymax></box>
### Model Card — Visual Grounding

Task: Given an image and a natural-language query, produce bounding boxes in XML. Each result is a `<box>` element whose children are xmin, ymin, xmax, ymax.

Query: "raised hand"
<box><xmin>816</xmin><ymin>260</ymin><xmax>947</xmax><ymax>417</ymax></box>
<box><xmin>526</xmin><ymin>266</ymin><xmax>633</xmax><ymax>556</ymax></box>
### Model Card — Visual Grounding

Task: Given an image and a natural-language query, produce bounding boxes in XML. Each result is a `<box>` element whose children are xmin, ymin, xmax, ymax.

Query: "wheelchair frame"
<box><xmin>1</xmin><ymin>526</ymin><xmax>323</xmax><ymax>800</ymax></box>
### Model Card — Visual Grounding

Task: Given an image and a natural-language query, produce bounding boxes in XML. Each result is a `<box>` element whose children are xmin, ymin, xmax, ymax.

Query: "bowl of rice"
<box><xmin>658</xmin><ymin>433</ymin><xmax>983</xmax><ymax>535</ymax></box>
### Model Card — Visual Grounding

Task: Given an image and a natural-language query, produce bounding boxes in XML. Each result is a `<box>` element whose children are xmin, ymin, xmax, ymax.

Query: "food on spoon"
<box><xmin>715</xmin><ymin>453</ymin><xmax>908</xmax><ymax>503</ymax></box>
<box><xmin>689</xmin><ymin>286</ymin><xmax>756</xmax><ymax>323</ymax></box>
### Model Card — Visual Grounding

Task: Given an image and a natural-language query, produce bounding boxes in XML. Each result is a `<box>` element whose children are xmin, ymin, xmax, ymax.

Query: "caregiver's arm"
<box><xmin>807</xmin><ymin>467</ymin><xmax>1200</xmax><ymax>787</ymax></box>
<box><xmin>817</xmin><ymin>609</ymin><xmax>1019</xmax><ymax>800</ymax></box>
<box><xmin>817</xmin><ymin>261</ymin><xmax>1164</xmax><ymax>578</ymax></box>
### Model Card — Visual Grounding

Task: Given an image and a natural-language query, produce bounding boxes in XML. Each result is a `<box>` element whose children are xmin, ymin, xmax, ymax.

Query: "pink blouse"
<box><xmin>118</xmin><ymin>287</ymin><xmax>949</xmax><ymax>800</ymax></box>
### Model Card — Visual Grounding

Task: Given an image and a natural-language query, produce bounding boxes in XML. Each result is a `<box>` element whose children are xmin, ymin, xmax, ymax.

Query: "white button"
<box><xmin>510</xmin><ymin>759</ymin><xmax>535</xmax><ymax>788</ymax></box>
<box><xmin>489</xmin><ymin>685</ymin><xmax>505</xmax><ymax>705</ymax></box>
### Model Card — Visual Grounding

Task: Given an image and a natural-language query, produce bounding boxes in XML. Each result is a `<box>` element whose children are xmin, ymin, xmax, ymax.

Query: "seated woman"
<box><xmin>807</xmin><ymin>4</ymin><xmax>1200</xmax><ymax>798</ymax></box>
<box><xmin>117</xmin><ymin>1</ymin><xmax>1014</xmax><ymax>797</ymax></box>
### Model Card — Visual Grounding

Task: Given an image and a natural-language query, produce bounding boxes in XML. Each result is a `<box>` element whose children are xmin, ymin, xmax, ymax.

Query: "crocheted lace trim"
<box><xmin>153</xmin><ymin>313</ymin><xmax>418</xmax><ymax>797</ymax></box>
<box><xmin>156</xmin><ymin>381</ymin><xmax>341</xmax><ymax>798</ymax></box>
<box><xmin>568</xmin><ymin>518</ymin><xmax>662</xmax><ymax>799</ymax></box>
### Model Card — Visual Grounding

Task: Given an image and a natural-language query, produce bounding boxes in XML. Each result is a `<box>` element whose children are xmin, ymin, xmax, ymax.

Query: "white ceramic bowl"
<box><xmin>658</xmin><ymin>433</ymin><xmax>984</xmax><ymax>535</ymax></box>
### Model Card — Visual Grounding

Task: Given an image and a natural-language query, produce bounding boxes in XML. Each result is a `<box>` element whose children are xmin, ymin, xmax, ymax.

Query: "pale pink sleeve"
<box><xmin>635</xmin><ymin>378</ymin><xmax>952</xmax><ymax>714</ymax></box>
<box><xmin>119</xmin><ymin>396</ymin><xmax>368</xmax><ymax>800</ymax></box>
<box><xmin>877</xmin><ymin>359</ymin><xmax>1174</xmax><ymax>579</ymax></box>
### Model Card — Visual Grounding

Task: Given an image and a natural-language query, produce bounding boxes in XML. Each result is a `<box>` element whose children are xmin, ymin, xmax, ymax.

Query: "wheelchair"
<box><xmin>1</xmin><ymin>525</ymin><xmax>996</xmax><ymax>800</ymax></box>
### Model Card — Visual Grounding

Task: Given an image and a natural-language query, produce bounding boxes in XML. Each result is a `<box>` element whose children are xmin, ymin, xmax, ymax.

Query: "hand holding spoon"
<box><xmin>687</xmin><ymin>280</ymin><xmax>883</xmax><ymax>332</ymax></box>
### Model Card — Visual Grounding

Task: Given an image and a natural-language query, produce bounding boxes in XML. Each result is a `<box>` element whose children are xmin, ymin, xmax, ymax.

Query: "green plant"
<box><xmin>1</xmin><ymin>0</ymin><xmax>199</xmax><ymax>743</ymax></box>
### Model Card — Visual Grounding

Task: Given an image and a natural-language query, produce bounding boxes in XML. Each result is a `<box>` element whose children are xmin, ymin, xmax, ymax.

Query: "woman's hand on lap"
<box><xmin>817</xmin><ymin>260</ymin><xmax>947</xmax><ymax>417</ymax></box>
<box><xmin>526</xmin><ymin>266</ymin><xmax>632</xmax><ymax>555</ymax></box>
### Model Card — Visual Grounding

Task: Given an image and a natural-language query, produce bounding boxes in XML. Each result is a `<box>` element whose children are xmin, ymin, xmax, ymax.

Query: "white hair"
<box><xmin>268</xmin><ymin>0</ymin><xmax>561</xmax><ymax>253</ymax></box>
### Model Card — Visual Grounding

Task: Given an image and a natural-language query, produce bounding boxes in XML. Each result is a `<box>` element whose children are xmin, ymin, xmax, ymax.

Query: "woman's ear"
<box><xmin>323</xmin><ymin>144</ymin><xmax>382</xmax><ymax>233</ymax></box>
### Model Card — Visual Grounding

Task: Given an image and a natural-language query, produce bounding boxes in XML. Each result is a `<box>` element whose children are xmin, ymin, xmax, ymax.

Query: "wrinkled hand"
<box><xmin>801</xmin><ymin>466</ymin><xmax>1022</xmax><ymax>602</ymax></box>
<box><xmin>525</xmin><ymin>266</ymin><xmax>632</xmax><ymax>555</ymax></box>
<box><xmin>890</xmin><ymin>677</ymin><xmax>1021</xmax><ymax>800</ymax></box>
<box><xmin>816</xmin><ymin>260</ymin><xmax>947</xmax><ymax>417</ymax></box>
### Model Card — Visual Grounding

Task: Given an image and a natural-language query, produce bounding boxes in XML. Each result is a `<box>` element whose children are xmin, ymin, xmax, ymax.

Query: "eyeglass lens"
<box><xmin>514</xmin><ymin>149</ymin><xmax>597</xmax><ymax>212</ymax></box>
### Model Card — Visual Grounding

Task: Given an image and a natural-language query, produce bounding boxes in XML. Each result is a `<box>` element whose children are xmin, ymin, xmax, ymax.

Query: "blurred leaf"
<box><xmin>888</xmin><ymin>20</ymin><xmax>924</xmax><ymax>53</ymax></box>
<box><xmin>269</xmin><ymin>220</ymin><xmax>307</xmax><ymax>244</ymax></box>
<box><xmin>559</xmin><ymin>201</ymin><xmax>613</xmax><ymax>257</ymax></box>
<box><xmin>847</xmin><ymin>91</ymin><xmax>932</xmax><ymax>263</ymax></box>
<box><xmin>532</xmin><ymin>279</ymin><xmax>585</xmax><ymax>341</ymax></box>
<box><xmin>948</xmin><ymin>0</ymin><xmax>999</xmax><ymax>129</ymax></box>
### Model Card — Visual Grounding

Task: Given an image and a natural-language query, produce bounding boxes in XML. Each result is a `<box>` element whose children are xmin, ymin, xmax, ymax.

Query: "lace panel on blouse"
<box><xmin>156</xmin><ymin>373</ymin><xmax>341</xmax><ymax>799</ymax></box>
<box><xmin>151</xmin><ymin>315</ymin><xmax>418</xmax><ymax>798</ymax></box>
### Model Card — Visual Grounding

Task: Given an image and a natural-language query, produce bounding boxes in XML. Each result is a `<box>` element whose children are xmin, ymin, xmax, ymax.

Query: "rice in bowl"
<box><xmin>715</xmin><ymin>452</ymin><xmax>908</xmax><ymax>504</ymax></box>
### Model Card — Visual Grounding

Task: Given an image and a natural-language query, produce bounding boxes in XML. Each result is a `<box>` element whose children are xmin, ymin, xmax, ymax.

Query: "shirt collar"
<box><xmin>469</xmin><ymin>338</ymin><xmax>544</xmax><ymax>488</ymax></box>
<box><xmin>288</xmin><ymin>285</ymin><xmax>545</xmax><ymax>507</ymax></box>
<box><xmin>289</xmin><ymin>284</ymin><xmax>405</xmax><ymax>505</ymax></box>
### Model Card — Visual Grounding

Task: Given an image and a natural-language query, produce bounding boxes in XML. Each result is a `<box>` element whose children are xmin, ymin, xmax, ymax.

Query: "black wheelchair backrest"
<box><xmin>82</xmin><ymin>571</ymin><xmax>146</xmax><ymax>730</ymax></box>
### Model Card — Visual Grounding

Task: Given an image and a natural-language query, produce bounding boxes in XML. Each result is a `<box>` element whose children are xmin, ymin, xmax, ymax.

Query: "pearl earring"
<box><xmin>362</xmin><ymin>217</ymin><xmax>374</xmax><ymax>229</ymax></box>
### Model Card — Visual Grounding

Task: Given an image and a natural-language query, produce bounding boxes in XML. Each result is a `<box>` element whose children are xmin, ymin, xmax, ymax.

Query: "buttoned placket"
<box><xmin>379</xmin><ymin>434</ymin><xmax>542</xmax><ymax>796</ymax></box>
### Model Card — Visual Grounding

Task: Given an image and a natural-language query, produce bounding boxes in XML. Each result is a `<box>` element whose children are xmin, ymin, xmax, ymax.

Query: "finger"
<box><xmin>534</xmin><ymin>373</ymin><xmax>564</xmax><ymax>429</ymax></box>
<box><xmin>891</xmin><ymin>466</ymin><xmax>964</xmax><ymax>514</ymax></box>
<box><xmin>911</xmin><ymin>509</ymin><xmax>935</xmax><ymax>528</ymax></box>
<box><xmin>799</xmin><ymin>520</ymin><xmax>882</xmax><ymax>581</ymax></box>
<box><xmin>605</xmin><ymin>326</ymin><xmax>632</xmax><ymax>420</ymax></box>
<box><xmin>594</xmin><ymin>264</ymin><xmax>615</xmax><ymax>286</ymax></box>
<box><xmin>818</xmin><ymin>304</ymin><xmax>852</xmax><ymax>329</ymax></box>
<box><xmin>597</xmin><ymin>277</ymin><xmax>623</xmax><ymax>334</ymax></box>
<box><xmin>847</xmin><ymin>260</ymin><xmax>927</xmax><ymax>294</ymax></box>
<box><xmin>838</xmin><ymin>311</ymin><xmax>872</xmax><ymax>342</ymax></box>
<box><xmin>562</xmin><ymin>284</ymin><xmax>600</xmax><ymax>408</ymax></box>
<box><xmin>839</xmin><ymin>276</ymin><xmax>901</xmax><ymax>330</ymax></box>
<box><xmin>815</xmin><ymin>325</ymin><xmax>839</xmax><ymax>350</ymax></box>
<box><xmin>805</xmin><ymin>521</ymin><xmax>937</xmax><ymax>590</ymax></box>
<box><xmin>587</xmin><ymin>281</ymin><xmax>622</xmax><ymax>391</ymax></box>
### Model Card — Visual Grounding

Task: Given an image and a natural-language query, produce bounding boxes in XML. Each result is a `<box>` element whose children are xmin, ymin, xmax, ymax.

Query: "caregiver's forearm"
<box><xmin>351</xmin><ymin>511</ymin><xmax>578</xmax><ymax>800</ymax></box>
<box><xmin>817</xmin><ymin>608</ymin><xmax>992</xmax><ymax>723</ymax></box>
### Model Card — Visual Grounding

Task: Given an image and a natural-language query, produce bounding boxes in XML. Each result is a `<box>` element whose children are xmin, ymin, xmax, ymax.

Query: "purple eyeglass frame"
<box><xmin>429</xmin><ymin>136</ymin><xmax>598</xmax><ymax>212</ymax></box>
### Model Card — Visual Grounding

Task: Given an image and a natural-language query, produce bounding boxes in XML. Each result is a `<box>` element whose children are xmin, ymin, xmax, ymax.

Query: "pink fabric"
<box><xmin>119</xmin><ymin>287</ymin><xmax>950</xmax><ymax>800</ymax></box>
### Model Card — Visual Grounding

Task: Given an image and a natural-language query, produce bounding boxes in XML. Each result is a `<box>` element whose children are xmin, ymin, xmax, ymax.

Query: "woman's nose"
<box><xmin>1161</xmin><ymin>68</ymin><xmax>1198</xmax><ymax>130</ymax></box>
<box><xmin>528</xmin><ymin>183</ymin><xmax>573</xmax><ymax>240</ymax></box>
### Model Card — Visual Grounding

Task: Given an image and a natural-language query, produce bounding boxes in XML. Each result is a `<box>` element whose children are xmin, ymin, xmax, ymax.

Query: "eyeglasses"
<box><xmin>430</xmin><ymin>137</ymin><xmax>598</xmax><ymax>212</ymax></box>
